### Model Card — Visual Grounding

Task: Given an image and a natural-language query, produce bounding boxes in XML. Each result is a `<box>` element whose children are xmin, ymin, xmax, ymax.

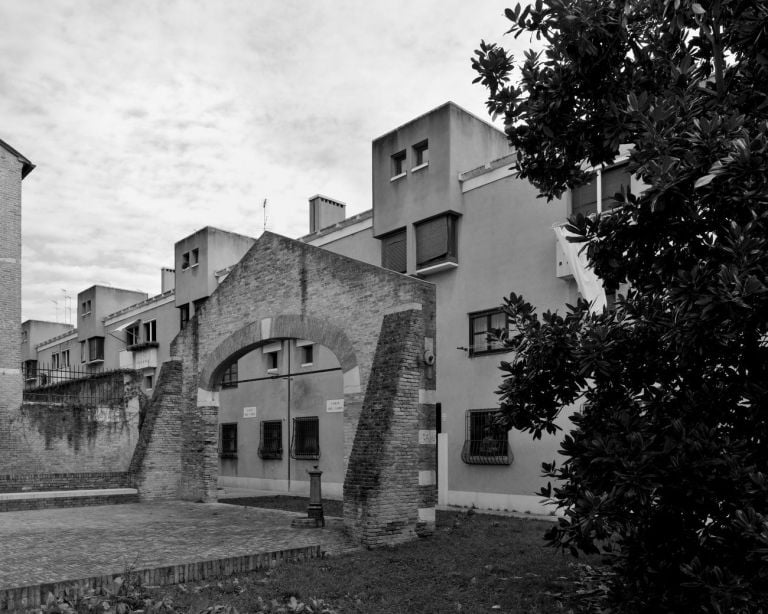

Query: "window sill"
<box><xmin>411</xmin><ymin>162</ymin><xmax>429</xmax><ymax>173</ymax></box>
<box><xmin>469</xmin><ymin>348</ymin><xmax>511</xmax><ymax>358</ymax></box>
<box><xmin>219</xmin><ymin>453</ymin><xmax>238</xmax><ymax>459</ymax></box>
<box><xmin>127</xmin><ymin>341</ymin><xmax>159</xmax><ymax>352</ymax></box>
<box><xmin>267</xmin><ymin>368</ymin><xmax>279</xmax><ymax>375</ymax></box>
<box><xmin>300</xmin><ymin>362</ymin><xmax>313</xmax><ymax>368</ymax></box>
<box><xmin>390</xmin><ymin>172</ymin><xmax>407</xmax><ymax>182</ymax></box>
<box><xmin>415</xmin><ymin>260</ymin><xmax>458</xmax><ymax>276</ymax></box>
<box><xmin>87</xmin><ymin>358</ymin><xmax>104</xmax><ymax>364</ymax></box>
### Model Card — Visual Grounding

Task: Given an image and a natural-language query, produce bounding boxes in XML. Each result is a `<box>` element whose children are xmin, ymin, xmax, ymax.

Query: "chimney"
<box><xmin>161</xmin><ymin>267</ymin><xmax>175</xmax><ymax>292</ymax></box>
<box><xmin>308</xmin><ymin>195</ymin><xmax>346</xmax><ymax>233</ymax></box>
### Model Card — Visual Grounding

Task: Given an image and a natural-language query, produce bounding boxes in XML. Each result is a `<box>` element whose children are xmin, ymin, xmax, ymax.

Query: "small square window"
<box><xmin>391</xmin><ymin>150</ymin><xmax>406</xmax><ymax>178</ymax></box>
<box><xmin>221</xmin><ymin>362</ymin><xmax>238</xmax><ymax>388</ymax></box>
<box><xmin>61</xmin><ymin>350</ymin><xmax>70</xmax><ymax>368</ymax></box>
<box><xmin>191</xmin><ymin>248</ymin><xmax>199</xmax><ymax>266</ymax></box>
<box><xmin>301</xmin><ymin>344</ymin><xmax>314</xmax><ymax>366</ymax></box>
<box><xmin>220</xmin><ymin>423</ymin><xmax>238</xmax><ymax>458</ymax></box>
<box><xmin>144</xmin><ymin>374</ymin><xmax>154</xmax><ymax>390</ymax></box>
<box><xmin>182</xmin><ymin>251</ymin><xmax>190</xmax><ymax>270</ymax></box>
<box><xmin>81</xmin><ymin>300</ymin><xmax>92</xmax><ymax>317</ymax></box>
<box><xmin>259</xmin><ymin>420</ymin><xmax>283</xmax><ymax>459</ymax></box>
<box><xmin>461</xmin><ymin>410</ymin><xmax>511</xmax><ymax>465</ymax></box>
<box><xmin>291</xmin><ymin>416</ymin><xmax>319</xmax><ymax>460</ymax></box>
<box><xmin>51</xmin><ymin>353</ymin><xmax>60</xmax><ymax>370</ymax></box>
<box><xmin>469</xmin><ymin>309</ymin><xmax>509</xmax><ymax>356</ymax></box>
<box><xmin>413</xmin><ymin>140</ymin><xmax>429</xmax><ymax>168</ymax></box>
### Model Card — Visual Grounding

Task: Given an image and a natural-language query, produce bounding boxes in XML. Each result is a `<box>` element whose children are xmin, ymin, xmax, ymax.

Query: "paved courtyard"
<box><xmin>0</xmin><ymin>500</ymin><xmax>357</xmax><ymax>591</ymax></box>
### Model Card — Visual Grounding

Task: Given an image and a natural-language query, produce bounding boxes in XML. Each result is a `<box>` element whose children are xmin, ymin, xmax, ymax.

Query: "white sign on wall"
<box><xmin>243</xmin><ymin>406</ymin><xmax>259</xmax><ymax>418</ymax></box>
<box><xmin>418</xmin><ymin>430</ymin><xmax>437</xmax><ymax>445</ymax></box>
<box><xmin>326</xmin><ymin>399</ymin><xmax>344</xmax><ymax>413</ymax></box>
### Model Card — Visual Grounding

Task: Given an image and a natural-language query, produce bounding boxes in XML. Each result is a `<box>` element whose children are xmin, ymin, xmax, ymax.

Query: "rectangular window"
<box><xmin>51</xmin><ymin>353</ymin><xmax>60</xmax><ymax>369</ymax></box>
<box><xmin>126</xmin><ymin>324</ymin><xmax>140</xmax><ymax>347</ymax></box>
<box><xmin>143</xmin><ymin>320</ymin><xmax>157</xmax><ymax>343</ymax></box>
<box><xmin>301</xmin><ymin>344</ymin><xmax>314</xmax><ymax>366</ymax></box>
<box><xmin>381</xmin><ymin>228</ymin><xmax>407</xmax><ymax>273</ymax></box>
<box><xmin>144</xmin><ymin>374</ymin><xmax>153</xmax><ymax>390</ymax></box>
<box><xmin>571</xmin><ymin>163</ymin><xmax>631</xmax><ymax>218</ymax></box>
<box><xmin>220</xmin><ymin>423</ymin><xmax>238</xmax><ymax>458</ymax></box>
<box><xmin>61</xmin><ymin>350</ymin><xmax>70</xmax><ymax>368</ymax></box>
<box><xmin>415</xmin><ymin>213</ymin><xmax>458</xmax><ymax>269</ymax></box>
<box><xmin>469</xmin><ymin>309</ymin><xmax>509</xmax><ymax>356</ymax></box>
<box><xmin>221</xmin><ymin>362</ymin><xmax>238</xmax><ymax>388</ymax></box>
<box><xmin>391</xmin><ymin>150</ymin><xmax>406</xmax><ymax>178</ymax></box>
<box><xmin>413</xmin><ymin>140</ymin><xmax>429</xmax><ymax>168</ymax></box>
<box><xmin>23</xmin><ymin>360</ymin><xmax>37</xmax><ymax>380</ymax></box>
<box><xmin>179</xmin><ymin>304</ymin><xmax>190</xmax><ymax>329</ymax></box>
<box><xmin>267</xmin><ymin>351</ymin><xmax>279</xmax><ymax>373</ymax></box>
<box><xmin>80</xmin><ymin>340</ymin><xmax>87</xmax><ymax>363</ymax></box>
<box><xmin>191</xmin><ymin>248</ymin><xmax>199</xmax><ymax>266</ymax></box>
<box><xmin>182</xmin><ymin>251</ymin><xmax>190</xmax><ymax>270</ymax></box>
<box><xmin>81</xmin><ymin>299</ymin><xmax>91</xmax><ymax>317</ymax></box>
<box><xmin>88</xmin><ymin>337</ymin><xmax>104</xmax><ymax>362</ymax></box>
<box><xmin>291</xmin><ymin>416</ymin><xmax>320</xmax><ymax>460</ymax></box>
<box><xmin>259</xmin><ymin>420</ymin><xmax>283</xmax><ymax>459</ymax></box>
<box><xmin>461</xmin><ymin>409</ymin><xmax>511</xmax><ymax>465</ymax></box>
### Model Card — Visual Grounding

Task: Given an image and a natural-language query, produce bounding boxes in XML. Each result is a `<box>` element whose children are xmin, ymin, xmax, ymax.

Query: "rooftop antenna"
<box><xmin>61</xmin><ymin>289</ymin><xmax>72</xmax><ymax>324</ymax></box>
<box><xmin>262</xmin><ymin>198</ymin><xmax>268</xmax><ymax>234</ymax></box>
<box><xmin>50</xmin><ymin>299</ymin><xmax>59</xmax><ymax>323</ymax></box>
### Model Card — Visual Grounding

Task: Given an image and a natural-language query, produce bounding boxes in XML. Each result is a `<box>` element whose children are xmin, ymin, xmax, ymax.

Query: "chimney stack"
<box><xmin>308</xmin><ymin>195</ymin><xmax>346</xmax><ymax>234</ymax></box>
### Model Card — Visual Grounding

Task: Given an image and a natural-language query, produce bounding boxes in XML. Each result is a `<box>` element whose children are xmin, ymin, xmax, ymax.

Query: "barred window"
<box><xmin>415</xmin><ymin>213</ymin><xmax>458</xmax><ymax>269</ymax></box>
<box><xmin>220</xmin><ymin>423</ymin><xmax>238</xmax><ymax>458</ymax></box>
<box><xmin>221</xmin><ymin>362</ymin><xmax>238</xmax><ymax>388</ymax></box>
<box><xmin>259</xmin><ymin>420</ymin><xmax>283</xmax><ymax>460</ymax></box>
<box><xmin>469</xmin><ymin>309</ymin><xmax>509</xmax><ymax>356</ymax></box>
<box><xmin>381</xmin><ymin>228</ymin><xmax>407</xmax><ymax>273</ymax></box>
<box><xmin>291</xmin><ymin>416</ymin><xmax>320</xmax><ymax>460</ymax></box>
<box><xmin>461</xmin><ymin>410</ymin><xmax>511</xmax><ymax>465</ymax></box>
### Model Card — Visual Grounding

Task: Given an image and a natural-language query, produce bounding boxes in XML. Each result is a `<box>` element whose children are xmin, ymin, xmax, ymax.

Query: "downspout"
<box><xmin>286</xmin><ymin>339</ymin><xmax>291</xmax><ymax>492</ymax></box>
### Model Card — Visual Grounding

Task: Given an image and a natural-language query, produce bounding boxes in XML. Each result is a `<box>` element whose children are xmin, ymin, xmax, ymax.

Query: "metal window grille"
<box><xmin>469</xmin><ymin>309</ymin><xmax>509</xmax><ymax>356</ymax></box>
<box><xmin>461</xmin><ymin>410</ymin><xmax>511</xmax><ymax>465</ymax></box>
<box><xmin>221</xmin><ymin>362</ymin><xmax>238</xmax><ymax>388</ymax></box>
<box><xmin>381</xmin><ymin>229</ymin><xmax>407</xmax><ymax>273</ymax></box>
<box><xmin>415</xmin><ymin>214</ymin><xmax>457</xmax><ymax>267</ymax></box>
<box><xmin>259</xmin><ymin>420</ymin><xmax>283</xmax><ymax>459</ymax></box>
<box><xmin>21</xmin><ymin>362</ymin><xmax>125</xmax><ymax>406</ymax></box>
<box><xmin>291</xmin><ymin>416</ymin><xmax>319</xmax><ymax>460</ymax></box>
<box><xmin>220</xmin><ymin>423</ymin><xmax>238</xmax><ymax>458</ymax></box>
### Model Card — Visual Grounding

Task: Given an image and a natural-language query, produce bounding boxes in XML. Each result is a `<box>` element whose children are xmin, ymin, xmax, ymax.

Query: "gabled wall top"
<box><xmin>0</xmin><ymin>137</ymin><xmax>34</xmax><ymax>178</ymax></box>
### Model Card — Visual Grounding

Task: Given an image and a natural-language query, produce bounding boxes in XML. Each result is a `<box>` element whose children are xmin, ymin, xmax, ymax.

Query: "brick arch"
<box><xmin>137</xmin><ymin>232</ymin><xmax>436</xmax><ymax>547</ymax></box>
<box><xmin>198</xmin><ymin>314</ymin><xmax>358</xmax><ymax>393</ymax></box>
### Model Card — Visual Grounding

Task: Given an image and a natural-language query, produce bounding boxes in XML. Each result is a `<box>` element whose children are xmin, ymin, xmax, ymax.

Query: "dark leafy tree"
<box><xmin>473</xmin><ymin>0</ymin><xmax>768</xmax><ymax>611</ymax></box>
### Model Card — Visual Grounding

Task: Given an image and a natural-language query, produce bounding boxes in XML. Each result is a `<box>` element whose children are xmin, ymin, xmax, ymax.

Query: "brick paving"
<box><xmin>0</xmin><ymin>501</ymin><xmax>358</xmax><ymax>590</ymax></box>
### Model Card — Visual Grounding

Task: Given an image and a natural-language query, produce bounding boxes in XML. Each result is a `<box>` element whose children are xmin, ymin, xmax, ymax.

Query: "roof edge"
<box><xmin>0</xmin><ymin>138</ymin><xmax>35</xmax><ymax>178</ymax></box>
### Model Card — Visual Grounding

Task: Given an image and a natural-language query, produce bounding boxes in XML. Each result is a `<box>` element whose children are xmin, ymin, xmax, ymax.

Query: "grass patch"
<box><xmin>144</xmin><ymin>505</ymin><xmax>586</xmax><ymax>613</ymax></box>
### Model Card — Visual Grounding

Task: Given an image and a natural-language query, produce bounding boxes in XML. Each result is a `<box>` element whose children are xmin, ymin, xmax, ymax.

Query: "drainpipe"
<box><xmin>596</xmin><ymin>168</ymin><xmax>603</xmax><ymax>214</ymax></box>
<box><xmin>286</xmin><ymin>339</ymin><xmax>291</xmax><ymax>492</ymax></box>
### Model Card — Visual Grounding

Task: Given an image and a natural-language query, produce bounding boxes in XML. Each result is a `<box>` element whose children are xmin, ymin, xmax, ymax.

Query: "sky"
<box><xmin>3</xmin><ymin>0</ymin><xmax>533</xmax><ymax>322</ymax></box>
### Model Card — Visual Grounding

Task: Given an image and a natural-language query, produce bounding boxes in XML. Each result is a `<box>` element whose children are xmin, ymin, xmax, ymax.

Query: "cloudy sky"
<box><xmin>3</xmin><ymin>0</ymin><xmax>531</xmax><ymax>322</ymax></box>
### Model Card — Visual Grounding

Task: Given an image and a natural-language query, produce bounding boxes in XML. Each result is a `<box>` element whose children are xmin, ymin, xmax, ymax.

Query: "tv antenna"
<box><xmin>261</xmin><ymin>198</ymin><xmax>269</xmax><ymax>234</ymax></box>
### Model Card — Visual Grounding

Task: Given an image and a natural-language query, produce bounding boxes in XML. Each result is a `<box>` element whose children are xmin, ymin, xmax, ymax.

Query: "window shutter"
<box><xmin>382</xmin><ymin>230</ymin><xmax>406</xmax><ymax>273</ymax></box>
<box><xmin>416</xmin><ymin>217</ymin><xmax>448</xmax><ymax>265</ymax></box>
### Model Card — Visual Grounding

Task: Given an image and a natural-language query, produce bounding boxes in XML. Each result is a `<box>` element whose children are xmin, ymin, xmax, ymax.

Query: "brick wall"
<box><xmin>0</xmin><ymin>148</ymin><xmax>23</xmax><ymax>465</ymax></box>
<box><xmin>130</xmin><ymin>360</ymin><xmax>184</xmax><ymax>499</ymax></box>
<box><xmin>164</xmin><ymin>232</ymin><xmax>437</xmax><ymax>545</ymax></box>
<box><xmin>0</xmin><ymin>371</ymin><xmax>143</xmax><ymax>474</ymax></box>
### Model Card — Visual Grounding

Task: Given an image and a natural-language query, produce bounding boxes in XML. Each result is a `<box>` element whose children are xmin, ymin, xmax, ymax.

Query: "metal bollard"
<box><xmin>307</xmin><ymin>465</ymin><xmax>325</xmax><ymax>527</ymax></box>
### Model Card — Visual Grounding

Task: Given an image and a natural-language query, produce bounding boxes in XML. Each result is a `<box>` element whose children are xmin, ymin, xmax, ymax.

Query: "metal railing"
<box><xmin>21</xmin><ymin>362</ymin><xmax>126</xmax><ymax>407</ymax></box>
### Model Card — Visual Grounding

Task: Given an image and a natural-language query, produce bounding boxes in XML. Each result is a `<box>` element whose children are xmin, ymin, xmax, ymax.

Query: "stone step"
<box><xmin>0</xmin><ymin>488</ymin><xmax>139</xmax><ymax>512</ymax></box>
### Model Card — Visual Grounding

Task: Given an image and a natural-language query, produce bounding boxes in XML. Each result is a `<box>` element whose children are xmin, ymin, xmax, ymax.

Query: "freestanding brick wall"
<box><xmin>137</xmin><ymin>232</ymin><xmax>437</xmax><ymax>545</ymax></box>
<box><xmin>0</xmin><ymin>141</ymin><xmax>33</xmax><ymax>468</ymax></box>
